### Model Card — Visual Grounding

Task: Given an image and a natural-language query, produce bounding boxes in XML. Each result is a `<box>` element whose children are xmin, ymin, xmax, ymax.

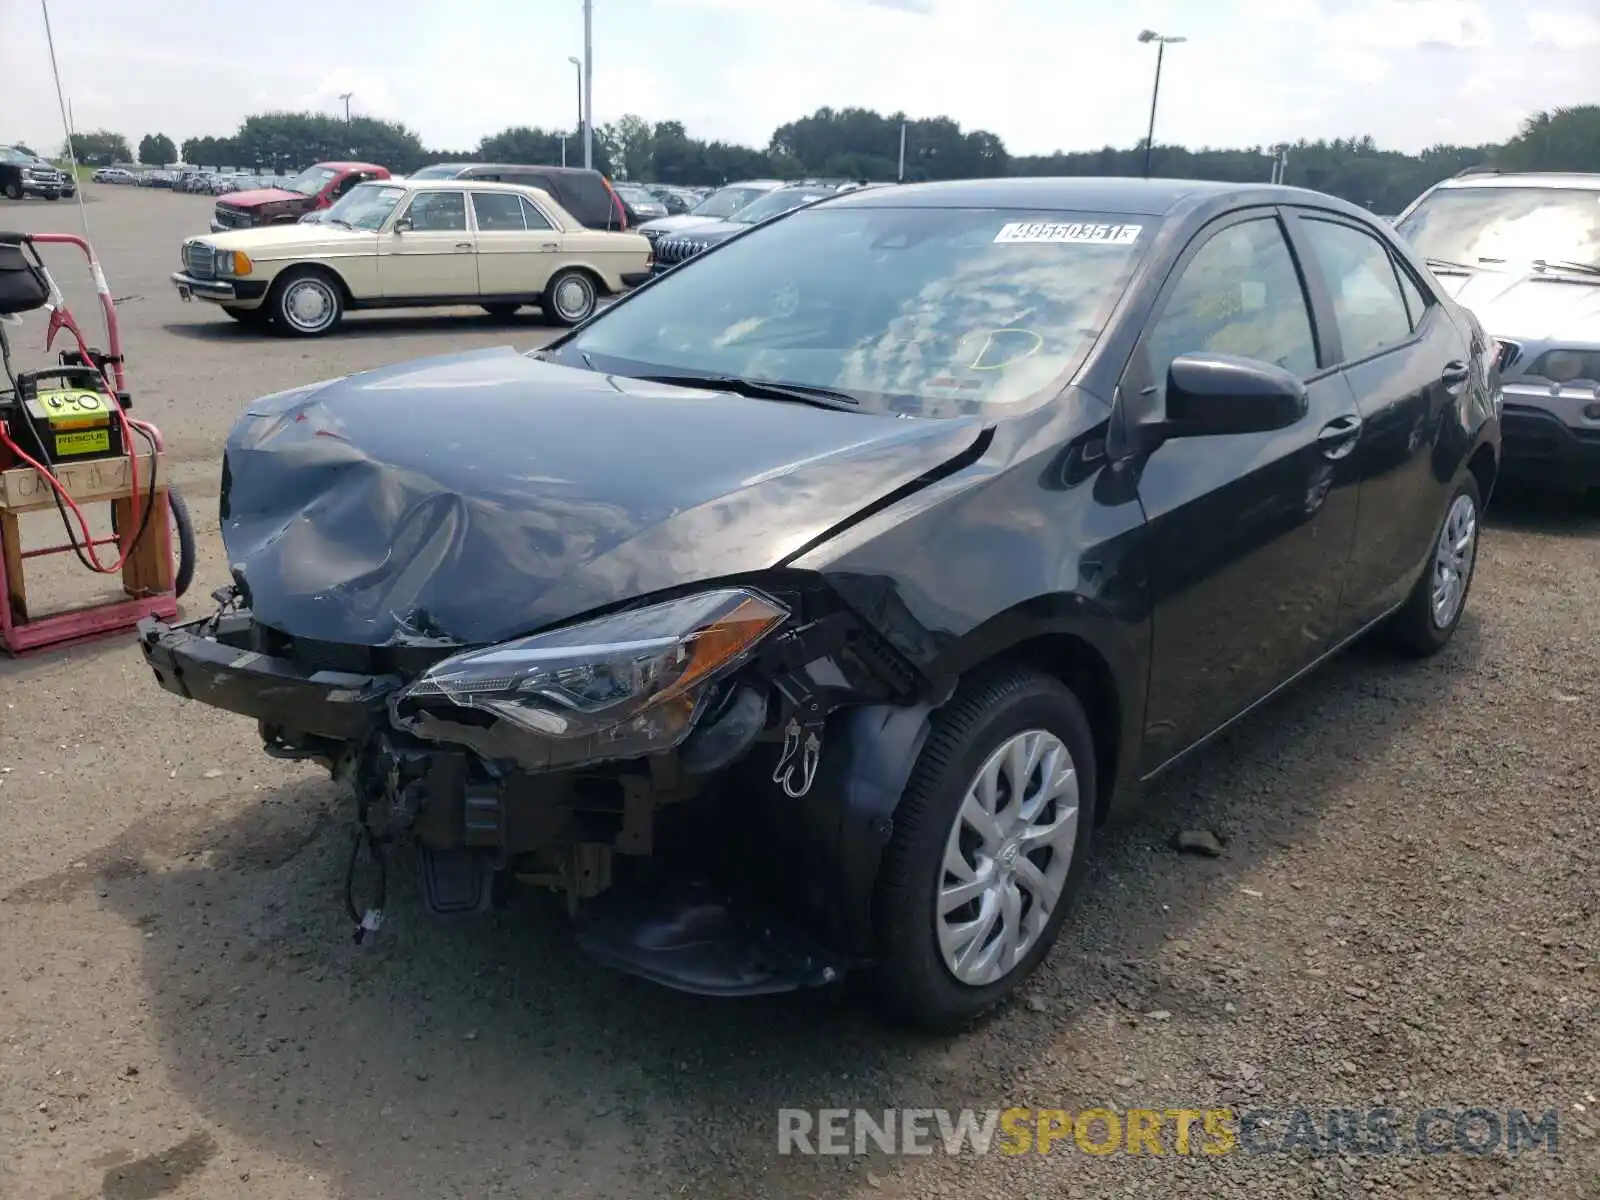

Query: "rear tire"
<box><xmin>269</xmin><ymin>267</ymin><xmax>344</xmax><ymax>337</ymax></box>
<box><xmin>871</xmin><ymin>666</ymin><xmax>1095</xmax><ymax>1032</ymax></box>
<box><xmin>541</xmin><ymin>268</ymin><xmax>599</xmax><ymax>326</ymax></box>
<box><xmin>1380</xmin><ymin>472</ymin><xmax>1482</xmax><ymax>657</ymax></box>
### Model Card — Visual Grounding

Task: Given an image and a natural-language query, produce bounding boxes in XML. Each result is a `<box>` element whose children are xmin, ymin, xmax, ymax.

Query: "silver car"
<box><xmin>1394</xmin><ymin>170</ymin><xmax>1600</xmax><ymax>491</ymax></box>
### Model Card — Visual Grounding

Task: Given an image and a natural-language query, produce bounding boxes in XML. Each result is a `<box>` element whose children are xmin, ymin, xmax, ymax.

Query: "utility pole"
<box><xmin>560</xmin><ymin>134</ymin><xmax>568</xmax><ymax>167</ymax></box>
<box><xmin>1137</xmin><ymin>30</ymin><xmax>1186</xmax><ymax>179</ymax></box>
<box><xmin>582</xmin><ymin>0</ymin><xmax>594</xmax><ymax>169</ymax></box>
<box><xmin>897</xmin><ymin>120</ymin><xmax>907</xmax><ymax>183</ymax></box>
<box><xmin>568</xmin><ymin>56</ymin><xmax>583</xmax><ymax>166</ymax></box>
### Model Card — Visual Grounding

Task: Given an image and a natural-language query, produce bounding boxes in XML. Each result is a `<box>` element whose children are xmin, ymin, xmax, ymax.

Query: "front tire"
<box><xmin>541</xmin><ymin>268</ymin><xmax>599</xmax><ymax>326</ymax></box>
<box><xmin>269</xmin><ymin>267</ymin><xmax>344</xmax><ymax>337</ymax></box>
<box><xmin>872</xmin><ymin>666</ymin><xmax>1095</xmax><ymax>1032</ymax></box>
<box><xmin>1381</xmin><ymin>472</ymin><xmax>1482</xmax><ymax>656</ymax></box>
<box><xmin>221</xmin><ymin>305</ymin><xmax>272</xmax><ymax>327</ymax></box>
<box><xmin>3</xmin><ymin>182</ymin><xmax>22</xmax><ymax>201</ymax></box>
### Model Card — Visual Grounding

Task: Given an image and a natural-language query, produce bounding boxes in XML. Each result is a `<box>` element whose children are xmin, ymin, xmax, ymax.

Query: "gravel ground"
<box><xmin>0</xmin><ymin>186</ymin><xmax>1596</xmax><ymax>1200</ymax></box>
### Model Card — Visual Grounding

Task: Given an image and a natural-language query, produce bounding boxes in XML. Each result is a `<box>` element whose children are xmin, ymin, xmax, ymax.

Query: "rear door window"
<box><xmin>471</xmin><ymin>191</ymin><xmax>527</xmax><ymax>231</ymax></box>
<box><xmin>1299</xmin><ymin>218</ymin><xmax>1414</xmax><ymax>362</ymax></box>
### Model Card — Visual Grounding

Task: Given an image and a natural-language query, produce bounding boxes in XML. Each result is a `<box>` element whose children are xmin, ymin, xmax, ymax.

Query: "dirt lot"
<box><xmin>0</xmin><ymin>185</ymin><xmax>1596</xmax><ymax>1200</ymax></box>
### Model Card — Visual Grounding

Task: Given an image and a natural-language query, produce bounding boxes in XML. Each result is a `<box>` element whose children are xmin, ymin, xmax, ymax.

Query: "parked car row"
<box><xmin>648</xmin><ymin>179</ymin><xmax>886</xmax><ymax>273</ymax></box>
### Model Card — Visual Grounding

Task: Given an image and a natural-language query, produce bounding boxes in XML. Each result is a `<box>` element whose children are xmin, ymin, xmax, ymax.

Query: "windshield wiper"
<box><xmin>1533</xmin><ymin>259</ymin><xmax>1600</xmax><ymax>278</ymax></box>
<box><xmin>635</xmin><ymin>373</ymin><xmax>861</xmax><ymax>410</ymax></box>
<box><xmin>1425</xmin><ymin>256</ymin><xmax>1477</xmax><ymax>274</ymax></box>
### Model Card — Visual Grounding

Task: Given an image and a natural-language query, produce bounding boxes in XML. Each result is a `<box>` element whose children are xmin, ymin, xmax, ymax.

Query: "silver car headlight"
<box><xmin>396</xmin><ymin>588</ymin><xmax>788</xmax><ymax>767</ymax></box>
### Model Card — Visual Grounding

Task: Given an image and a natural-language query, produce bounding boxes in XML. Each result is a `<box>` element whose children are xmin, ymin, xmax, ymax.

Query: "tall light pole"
<box><xmin>1137</xmin><ymin>30</ymin><xmax>1185</xmax><ymax>179</ymax></box>
<box><xmin>568</xmin><ymin>56</ymin><xmax>583</xmax><ymax>166</ymax></box>
<box><xmin>897</xmin><ymin>120</ymin><xmax>907</xmax><ymax>183</ymax></box>
<box><xmin>581</xmin><ymin>0</ymin><xmax>594</xmax><ymax>169</ymax></box>
<box><xmin>339</xmin><ymin>91</ymin><xmax>353</xmax><ymax>126</ymax></box>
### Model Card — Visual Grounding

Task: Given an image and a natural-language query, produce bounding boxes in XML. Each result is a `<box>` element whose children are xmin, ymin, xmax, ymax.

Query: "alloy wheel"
<box><xmin>935</xmin><ymin>729</ymin><xmax>1080</xmax><ymax>987</ymax></box>
<box><xmin>1430</xmin><ymin>491</ymin><xmax>1477</xmax><ymax>628</ymax></box>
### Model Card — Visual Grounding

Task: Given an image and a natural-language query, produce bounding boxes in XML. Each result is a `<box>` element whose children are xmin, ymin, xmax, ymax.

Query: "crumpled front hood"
<box><xmin>220</xmin><ymin>188</ymin><xmax>303</xmax><ymax>210</ymax></box>
<box><xmin>221</xmin><ymin>347</ymin><xmax>985</xmax><ymax>647</ymax></box>
<box><xmin>1436</xmin><ymin>270</ymin><xmax>1600</xmax><ymax>342</ymax></box>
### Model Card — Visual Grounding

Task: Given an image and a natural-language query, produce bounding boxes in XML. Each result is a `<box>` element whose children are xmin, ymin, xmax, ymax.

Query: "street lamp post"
<box><xmin>1137</xmin><ymin>30</ymin><xmax>1186</xmax><ymax>179</ymax></box>
<box><xmin>568</xmin><ymin>56</ymin><xmax>584</xmax><ymax>168</ymax></box>
<box><xmin>582</xmin><ymin>0</ymin><xmax>594</xmax><ymax>169</ymax></box>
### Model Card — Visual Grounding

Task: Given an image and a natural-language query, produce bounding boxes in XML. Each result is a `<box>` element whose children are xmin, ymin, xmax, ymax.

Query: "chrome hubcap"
<box><xmin>936</xmin><ymin>729</ymin><xmax>1079</xmax><ymax>988</ymax></box>
<box><xmin>554</xmin><ymin>276</ymin><xmax>591</xmax><ymax>319</ymax></box>
<box><xmin>285</xmin><ymin>280</ymin><xmax>335</xmax><ymax>330</ymax></box>
<box><xmin>1430</xmin><ymin>492</ymin><xmax>1477</xmax><ymax>628</ymax></box>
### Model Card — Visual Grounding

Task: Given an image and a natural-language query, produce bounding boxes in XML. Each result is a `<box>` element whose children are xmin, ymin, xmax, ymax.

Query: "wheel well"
<box><xmin>1467</xmin><ymin>443</ymin><xmax>1496</xmax><ymax>505</ymax></box>
<box><xmin>271</xmin><ymin>262</ymin><xmax>352</xmax><ymax>306</ymax></box>
<box><xmin>994</xmin><ymin>634</ymin><xmax>1121</xmax><ymax>826</ymax></box>
<box><xmin>551</xmin><ymin>263</ymin><xmax>608</xmax><ymax>296</ymax></box>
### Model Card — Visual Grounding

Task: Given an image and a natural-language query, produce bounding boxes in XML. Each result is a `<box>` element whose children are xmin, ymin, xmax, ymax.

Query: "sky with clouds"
<box><xmin>2</xmin><ymin>0</ymin><xmax>1596</xmax><ymax>159</ymax></box>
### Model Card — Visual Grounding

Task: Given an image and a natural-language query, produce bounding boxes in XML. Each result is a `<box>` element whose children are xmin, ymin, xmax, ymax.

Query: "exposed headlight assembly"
<box><xmin>395</xmin><ymin>588</ymin><xmax>788</xmax><ymax>769</ymax></box>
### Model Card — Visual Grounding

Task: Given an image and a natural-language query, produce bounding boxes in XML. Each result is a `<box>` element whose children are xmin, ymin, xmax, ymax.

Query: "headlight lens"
<box><xmin>213</xmin><ymin>250</ymin><xmax>253</xmax><ymax>276</ymax></box>
<box><xmin>397</xmin><ymin>588</ymin><xmax>788</xmax><ymax>767</ymax></box>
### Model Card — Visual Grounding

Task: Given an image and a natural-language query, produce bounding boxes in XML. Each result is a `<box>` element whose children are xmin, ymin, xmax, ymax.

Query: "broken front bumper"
<box><xmin>135</xmin><ymin>611</ymin><xmax>861</xmax><ymax>997</ymax></box>
<box><xmin>138</xmin><ymin>613</ymin><xmax>400</xmax><ymax>741</ymax></box>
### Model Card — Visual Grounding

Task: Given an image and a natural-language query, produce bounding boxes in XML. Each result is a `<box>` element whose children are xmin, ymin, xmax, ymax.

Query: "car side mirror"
<box><xmin>1158</xmin><ymin>352</ymin><xmax>1309</xmax><ymax>439</ymax></box>
<box><xmin>392</xmin><ymin>218</ymin><xmax>412</xmax><ymax>234</ymax></box>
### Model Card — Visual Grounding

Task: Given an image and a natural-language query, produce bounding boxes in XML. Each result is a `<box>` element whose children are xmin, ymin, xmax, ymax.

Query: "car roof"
<box><xmin>454</xmin><ymin>163</ymin><xmax>603</xmax><ymax>177</ymax></box>
<box><xmin>314</xmin><ymin>160</ymin><xmax>386</xmax><ymax>172</ymax></box>
<box><xmin>1433</xmin><ymin>171</ymin><xmax>1600</xmax><ymax>191</ymax></box>
<box><xmin>823</xmin><ymin>176</ymin><xmax>1371</xmax><ymax>219</ymax></box>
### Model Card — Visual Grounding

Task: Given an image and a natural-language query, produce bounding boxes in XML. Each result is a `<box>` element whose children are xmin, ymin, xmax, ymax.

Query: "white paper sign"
<box><xmin>994</xmin><ymin>221</ymin><xmax>1142</xmax><ymax>245</ymax></box>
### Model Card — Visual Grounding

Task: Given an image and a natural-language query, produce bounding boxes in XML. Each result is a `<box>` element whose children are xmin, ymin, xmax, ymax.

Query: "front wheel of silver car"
<box><xmin>872</xmin><ymin>666</ymin><xmax>1095</xmax><ymax>1032</ymax></box>
<box><xmin>542</xmin><ymin>268</ymin><xmax>599</xmax><ymax>327</ymax></box>
<box><xmin>270</xmin><ymin>267</ymin><xmax>344</xmax><ymax>337</ymax></box>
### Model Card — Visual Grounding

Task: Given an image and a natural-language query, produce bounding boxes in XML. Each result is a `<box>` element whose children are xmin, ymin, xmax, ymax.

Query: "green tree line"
<box><xmin>67</xmin><ymin>103</ymin><xmax>1599</xmax><ymax>214</ymax></box>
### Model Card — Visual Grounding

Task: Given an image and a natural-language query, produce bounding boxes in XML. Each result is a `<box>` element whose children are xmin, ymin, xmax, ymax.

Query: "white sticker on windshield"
<box><xmin>994</xmin><ymin>221</ymin><xmax>1142</xmax><ymax>245</ymax></box>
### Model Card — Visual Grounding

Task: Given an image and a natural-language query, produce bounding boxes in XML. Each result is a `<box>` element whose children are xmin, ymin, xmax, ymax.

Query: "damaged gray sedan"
<box><xmin>138</xmin><ymin>178</ymin><xmax>1499</xmax><ymax>1030</ymax></box>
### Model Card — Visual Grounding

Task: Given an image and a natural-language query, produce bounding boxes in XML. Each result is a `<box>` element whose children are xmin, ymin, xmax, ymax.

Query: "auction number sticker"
<box><xmin>994</xmin><ymin>222</ymin><xmax>1142</xmax><ymax>245</ymax></box>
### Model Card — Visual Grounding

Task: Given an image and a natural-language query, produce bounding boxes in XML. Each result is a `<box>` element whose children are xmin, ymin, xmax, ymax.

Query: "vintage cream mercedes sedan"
<box><xmin>171</xmin><ymin>178</ymin><xmax>653</xmax><ymax>336</ymax></box>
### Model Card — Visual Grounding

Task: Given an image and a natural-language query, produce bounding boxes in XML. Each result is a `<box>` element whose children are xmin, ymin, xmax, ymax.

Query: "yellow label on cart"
<box><xmin>54</xmin><ymin>428</ymin><xmax>112</xmax><ymax>456</ymax></box>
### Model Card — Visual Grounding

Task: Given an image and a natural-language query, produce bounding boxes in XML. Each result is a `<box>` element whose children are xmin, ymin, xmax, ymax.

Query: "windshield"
<box><xmin>409</xmin><ymin>164</ymin><xmax>464</xmax><ymax>180</ymax></box>
<box><xmin>559</xmin><ymin>206</ymin><xmax>1150</xmax><ymax>416</ymax></box>
<box><xmin>285</xmin><ymin>166</ymin><xmax>339</xmax><ymax>196</ymax></box>
<box><xmin>324</xmin><ymin>183</ymin><xmax>406</xmax><ymax>230</ymax></box>
<box><xmin>730</xmin><ymin>188</ymin><xmax>833</xmax><ymax>225</ymax></box>
<box><xmin>689</xmin><ymin>186</ymin><xmax>770</xmax><ymax>219</ymax></box>
<box><xmin>1397</xmin><ymin>185</ymin><xmax>1600</xmax><ymax>269</ymax></box>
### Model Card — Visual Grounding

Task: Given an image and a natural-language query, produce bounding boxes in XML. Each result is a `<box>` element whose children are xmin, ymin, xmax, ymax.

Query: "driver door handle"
<box><xmin>1317</xmin><ymin>414</ymin><xmax>1363</xmax><ymax>460</ymax></box>
<box><xmin>454</xmin><ymin>242</ymin><xmax>474</xmax><ymax>251</ymax></box>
